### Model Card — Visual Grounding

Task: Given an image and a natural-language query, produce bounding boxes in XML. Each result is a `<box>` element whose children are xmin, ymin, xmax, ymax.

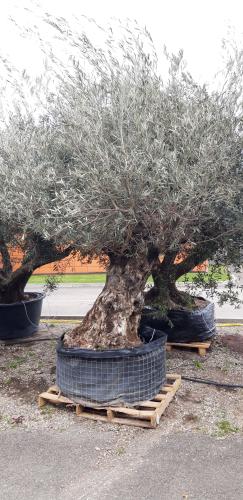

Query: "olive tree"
<box><xmin>34</xmin><ymin>23</ymin><xmax>243</xmax><ymax>349</ymax></box>
<box><xmin>0</xmin><ymin>111</ymin><xmax>75</xmax><ymax>303</ymax></box>
<box><xmin>145</xmin><ymin>45</ymin><xmax>243</xmax><ymax>312</ymax></box>
<box><xmin>146</xmin><ymin>160</ymin><xmax>243</xmax><ymax>311</ymax></box>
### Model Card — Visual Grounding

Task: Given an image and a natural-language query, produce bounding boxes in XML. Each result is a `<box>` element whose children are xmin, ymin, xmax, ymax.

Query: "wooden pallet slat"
<box><xmin>151</xmin><ymin>375</ymin><xmax>182</xmax><ymax>427</ymax></box>
<box><xmin>153</xmin><ymin>394</ymin><xmax>166</xmax><ymax>401</ymax></box>
<box><xmin>137</xmin><ymin>401</ymin><xmax>160</xmax><ymax>408</ymax></box>
<box><xmin>166</xmin><ymin>341</ymin><xmax>211</xmax><ymax>356</ymax></box>
<box><xmin>38</xmin><ymin>374</ymin><xmax>181</xmax><ymax>428</ymax></box>
<box><xmin>38</xmin><ymin>392</ymin><xmax>74</xmax><ymax>407</ymax></box>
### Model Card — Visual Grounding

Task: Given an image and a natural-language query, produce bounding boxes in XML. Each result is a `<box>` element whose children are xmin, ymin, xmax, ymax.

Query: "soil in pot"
<box><xmin>0</xmin><ymin>292</ymin><xmax>45</xmax><ymax>340</ymax></box>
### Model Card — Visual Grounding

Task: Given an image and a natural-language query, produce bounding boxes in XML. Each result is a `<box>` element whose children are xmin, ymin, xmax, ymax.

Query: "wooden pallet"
<box><xmin>166</xmin><ymin>341</ymin><xmax>211</xmax><ymax>356</ymax></box>
<box><xmin>38</xmin><ymin>374</ymin><xmax>181</xmax><ymax>429</ymax></box>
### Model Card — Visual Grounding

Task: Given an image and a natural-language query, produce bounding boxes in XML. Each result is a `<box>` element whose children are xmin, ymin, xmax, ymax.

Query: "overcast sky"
<box><xmin>1</xmin><ymin>0</ymin><xmax>243</xmax><ymax>84</ymax></box>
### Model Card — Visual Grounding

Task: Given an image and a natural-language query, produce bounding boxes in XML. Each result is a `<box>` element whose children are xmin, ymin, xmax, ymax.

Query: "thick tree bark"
<box><xmin>0</xmin><ymin>269</ymin><xmax>33</xmax><ymax>303</ymax></box>
<box><xmin>0</xmin><ymin>236</ymin><xmax>12</xmax><ymax>276</ymax></box>
<box><xmin>65</xmin><ymin>253</ymin><xmax>156</xmax><ymax>349</ymax></box>
<box><xmin>145</xmin><ymin>251</ymin><xmax>181</xmax><ymax>309</ymax></box>
<box><xmin>145</xmin><ymin>245</ymin><xmax>215</xmax><ymax>311</ymax></box>
<box><xmin>146</xmin><ymin>270</ymin><xmax>197</xmax><ymax>310</ymax></box>
<box><xmin>167</xmin><ymin>279</ymin><xmax>196</xmax><ymax>309</ymax></box>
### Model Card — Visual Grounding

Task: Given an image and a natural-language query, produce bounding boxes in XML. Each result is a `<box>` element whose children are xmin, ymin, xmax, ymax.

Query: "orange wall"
<box><xmin>1</xmin><ymin>248</ymin><xmax>208</xmax><ymax>274</ymax></box>
<box><xmin>4</xmin><ymin>249</ymin><xmax>105</xmax><ymax>274</ymax></box>
<box><xmin>34</xmin><ymin>255</ymin><xmax>104</xmax><ymax>274</ymax></box>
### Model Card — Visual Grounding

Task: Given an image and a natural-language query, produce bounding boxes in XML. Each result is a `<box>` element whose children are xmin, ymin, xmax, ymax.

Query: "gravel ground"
<box><xmin>0</xmin><ymin>324</ymin><xmax>243</xmax><ymax>440</ymax></box>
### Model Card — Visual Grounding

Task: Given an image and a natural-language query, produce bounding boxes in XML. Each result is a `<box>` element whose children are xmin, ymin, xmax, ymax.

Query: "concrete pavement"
<box><xmin>26</xmin><ymin>282</ymin><xmax>243</xmax><ymax>320</ymax></box>
<box><xmin>27</xmin><ymin>283</ymin><xmax>100</xmax><ymax>318</ymax></box>
<box><xmin>1</xmin><ymin>428</ymin><xmax>243</xmax><ymax>500</ymax></box>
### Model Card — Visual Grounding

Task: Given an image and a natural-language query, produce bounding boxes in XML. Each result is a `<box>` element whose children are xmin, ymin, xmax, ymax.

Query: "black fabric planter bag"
<box><xmin>141</xmin><ymin>299</ymin><xmax>216</xmax><ymax>343</ymax></box>
<box><xmin>139</xmin><ymin>324</ymin><xmax>167</xmax><ymax>343</ymax></box>
<box><xmin>56</xmin><ymin>331</ymin><xmax>167</xmax><ymax>406</ymax></box>
<box><xmin>0</xmin><ymin>292</ymin><xmax>45</xmax><ymax>340</ymax></box>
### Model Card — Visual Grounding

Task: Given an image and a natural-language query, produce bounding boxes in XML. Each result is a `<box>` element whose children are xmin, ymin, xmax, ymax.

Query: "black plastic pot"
<box><xmin>141</xmin><ymin>298</ymin><xmax>216</xmax><ymax>343</ymax></box>
<box><xmin>0</xmin><ymin>292</ymin><xmax>45</xmax><ymax>340</ymax></box>
<box><xmin>56</xmin><ymin>332</ymin><xmax>167</xmax><ymax>406</ymax></box>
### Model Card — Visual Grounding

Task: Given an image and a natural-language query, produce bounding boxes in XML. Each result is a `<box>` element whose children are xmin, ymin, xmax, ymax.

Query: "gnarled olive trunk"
<box><xmin>0</xmin><ymin>235</ymin><xmax>73</xmax><ymax>304</ymax></box>
<box><xmin>145</xmin><ymin>248</ymin><xmax>208</xmax><ymax>311</ymax></box>
<box><xmin>145</xmin><ymin>266</ymin><xmax>195</xmax><ymax>310</ymax></box>
<box><xmin>65</xmin><ymin>253</ymin><xmax>156</xmax><ymax>349</ymax></box>
<box><xmin>0</xmin><ymin>270</ymin><xmax>32</xmax><ymax>304</ymax></box>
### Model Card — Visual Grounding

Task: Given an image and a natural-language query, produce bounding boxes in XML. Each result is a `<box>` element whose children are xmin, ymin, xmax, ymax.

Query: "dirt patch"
<box><xmin>177</xmin><ymin>390</ymin><xmax>202</xmax><ymax>404</ymax></box>
<box><xmin>183</xmin><ymin>413</ymin><xmax>200</xmax><ymax>423</ymax></box>
<box><xmin>5</xmin><ymin>376</ymin><xmax>49</xmax><ymax>402</ymax></box>
<box><xmin>221</xmin><ymin>334</ymin><xmax>243</xmax><ymax>354</ymax></box>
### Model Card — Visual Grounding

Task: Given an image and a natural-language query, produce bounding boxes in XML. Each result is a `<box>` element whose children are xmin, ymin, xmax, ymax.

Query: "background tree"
<box><xmin>146</xmin><ymin>204</ymin><xmax>243</xmax><ymax>311</ymax></box>
<box><xmin>0</xmin><ymin>110</ymin><xmax>75</xmax><ymax>303</ymax></box>
<box><xmin>145</xmin><ymin>44</ymin><xmax>243</xmax><ymax>313</ymax></box>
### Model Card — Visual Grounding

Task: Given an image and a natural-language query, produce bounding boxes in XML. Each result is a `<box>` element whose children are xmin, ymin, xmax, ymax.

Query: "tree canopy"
<box><xmin>36</xmin><ymin>25</ymin><xmax>242</xmax><ymax>267</ymax></box>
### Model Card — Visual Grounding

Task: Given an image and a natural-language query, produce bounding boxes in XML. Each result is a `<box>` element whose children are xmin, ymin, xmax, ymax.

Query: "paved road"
<box><xmin>1</xmin><ymin>429</ymin><xmax>243</xmax><ymax>500</ymax></box>
<box><xmin>26</xmin><ymin>282</ymin><xmax>243</xmax><ymax>320</ymax></box>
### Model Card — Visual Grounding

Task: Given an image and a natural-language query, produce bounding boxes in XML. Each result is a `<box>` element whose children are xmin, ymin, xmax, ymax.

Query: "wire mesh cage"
<box><xmin>56</xmin><ymin>335</ymin><xmax>167</xmax><ymax>407</ymax></box>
